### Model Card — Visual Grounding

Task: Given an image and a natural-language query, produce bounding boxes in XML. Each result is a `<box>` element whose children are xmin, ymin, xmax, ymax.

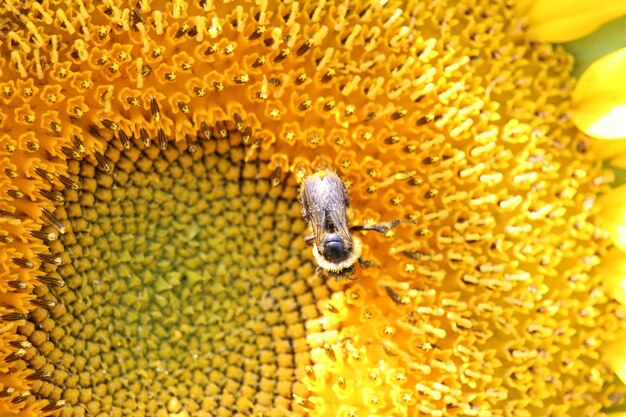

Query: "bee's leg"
<box><xmin>304</xmin><ymin>235</ymin><xmax>315</xmax><ymax>246</ymax></box>
<box><xmin>357</xmin><ymin>257</ymin><xmax>377</xmax><ymax>268</ymax></box>
<box><xmin>337</xmin><ymin>270</ymin><xmax>359</xmax><ymax>281</ymax></box>
<box><xmin>350</xmin><ymin>218</ymin><xmax>413</xmax><ymax>234</ymax></box>
<box><xmin>305</xmin><ymin>266</ymin><xmax>325</xmax><ymax>285</ymax></box>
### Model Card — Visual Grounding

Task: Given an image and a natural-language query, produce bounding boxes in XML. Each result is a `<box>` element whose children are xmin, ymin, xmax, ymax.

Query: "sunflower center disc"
<box><xmin>26</xmin><ymin>135</ymin><xmax>327</xmax><ymax>416</ymax></box>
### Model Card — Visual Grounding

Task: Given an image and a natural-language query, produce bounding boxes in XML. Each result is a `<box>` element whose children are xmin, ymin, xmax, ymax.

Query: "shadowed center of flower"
<box><xmin>21</xmin><ymin>133</ymin><xmax>325</xmax><ymax>416</ymax></box>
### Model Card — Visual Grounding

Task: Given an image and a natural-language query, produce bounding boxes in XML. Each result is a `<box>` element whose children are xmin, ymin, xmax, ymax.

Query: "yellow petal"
<box><xmin>597</xmin><ymin>248</ymin><xmax>626</xmax><ymax>305</ymax></box>
<box><xmin>570</xmin><ymin>48</ymin><xmax>626</xmax><ymax>140</ymax></box>
<box><xmin>591</xmin><ymin>138</ymin><xmax>626</xmax><ymax>160</ymax></box>
<box><xmin>610</xmin><ymin>152</ymin><xmax>626</xmax><ymax>169</ymax></box>
<box><xmin>604</xmin><ymin>330</ymin><xmax>626</xmax><ymax>385</ymax></box>
<box><xmin>521</xmin><ymin>0</ymin><xmax>626</xmax><ymax>42</ymax></box>
<box><xmin>597</xmin><ymin>183</ymin><xmax>626</xmax><ymax>252</ymax></box>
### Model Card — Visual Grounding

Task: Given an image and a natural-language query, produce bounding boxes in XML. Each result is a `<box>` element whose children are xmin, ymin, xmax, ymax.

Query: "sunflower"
<box><xmin>518</xmin><ymin>0</ymin><xmax>626</xmax><ymax>143</ymax></box>
<box><xmin>1</xmin><ymin>1</ymin><xmax>625</xmax><ymax>417</ymax></box>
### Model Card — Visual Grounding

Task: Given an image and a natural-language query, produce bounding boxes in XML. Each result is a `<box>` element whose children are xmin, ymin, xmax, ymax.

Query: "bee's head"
<box><xmin>321</xmin><ymin>232</ymin><xmax>352</xmax><ymax>262</ymax></box>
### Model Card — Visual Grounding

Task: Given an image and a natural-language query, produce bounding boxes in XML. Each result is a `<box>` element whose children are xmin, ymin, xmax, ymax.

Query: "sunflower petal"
<box><xmin>604</xmin><ymin>332</ymin><xmax>626</xmax><ymax>385</ymax></box>
<box><xmin>611</xmin><ymin>155</ymin><xmax>626</xmax><ymax>171</ymax></box>
<box><xmin>521</xmin><ymin>0</ymin><xmax>626</xmax><ymax>42</ymax></box>
<box><xmin>590</xmin><ymin>138</ymin><xmax>626</xmax><ymax>161</ymax></box>
<box><xmin>597</xmin><ymin>248</ymin><xmax>626</xmax><ymax>305</ymax></box>
<box><xmin>563</xmin><ymin>16</ymin><xmax>626</xmax><ymax>77</ymax></box>
<box><xmin>570</xmin><ymin>48</ymin><xmax>626</xmax><ymax>140</ymax></box>
<box><xmin>597</xmin><ymin>184</ymin><xmax>626</xmax><ymax>252</ymax></box>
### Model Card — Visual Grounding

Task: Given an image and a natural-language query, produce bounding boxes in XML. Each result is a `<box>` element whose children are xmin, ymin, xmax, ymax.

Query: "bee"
<box><xmin>299</xmin><ymin>169</ymin><xmax>405</xmax><ymax>278</ymax></box>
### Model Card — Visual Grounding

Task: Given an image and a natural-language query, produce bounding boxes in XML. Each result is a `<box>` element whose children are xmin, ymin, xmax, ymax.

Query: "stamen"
<box><xmin>293</xmin><ymin>395</ymin><xmax>316</xmax><ymax>410</ymax></box>
<box><xmin>150</xmin><ymin>97</ymin><xmax>161</xmax><ymax>122</ymax></box>
<box><xmin>36</xmin><ymin>253</ymin><xmax>63</xmax><ymax>266</ymax></box>
<box><xmin>244</xmin><ymin>139</ymin><xmax>261</xmax><ymax>162</ymax></box>
<box><xmin>101</xmin><ymin>118</ymin><xmax>118</xmax><ymax>131</ymax></box>
<box><xmin>11</xmin><ymin>391</ymin><xmax>30</xmax><ymax>404</ymax></box>
<box><xmin>7</xmin><ymin>281</ymin><xmax>27</xmax><ymax>289</ymax></box>
<box><xmin>40</xmin><ymin>189</ymin><xmax>64</xmax><ymax>203</ymax></box>
<box><xmin>297</xmin><ymin>38</ymin><xmax>314</xmax><ymax>56</ymax></box>
<box><xmin>323</xmin><ymin>343</ymin><xmax>336</xmax><ymax>361</ymax></box>
<box><xmin>270</xmin><ymin>167</ymin><xmax>283</xmax><ymax>188</ymax></box>
<box><xmin>60</xmin><ymin>146</ymin><xmax>81</xmax><ymax>159</ymax></box>
<box><xmin>385</xmin><ymin>287</ymin><xmax>404</xmax><ymax>305</ymax></box>
<box><xmin>30</xmin><ymin>297</ymin><xmax>57</xmax><ymax>309</ymax></box>
<box><xmin>117</xmin><ymin>129</ymin><xmax>131</xmax><ymax>150</ymax></box>
<box><xmin>40</xmin><ymin>400</ymin><xmax>66</xmax><ymax>412</ymax></box>
<box><xmin>157</xmin><ymin>128</ymin><xmax>168</xmax><ymax>150</ymax></box>
<box><xmin>59</xmin><ymin>175</ymin><xmax>80</xmax><ymax>190</ymax></box>
<box><xmin>233</xmin><ymin>113</ymin><xmax>244</xmax><ymax>132</ymax></box>
<box><xmin>2</xmin><ymin>312</ymin><xmax>29</xmax><ymax>321</ymax></box>
<box><xmin>71</xmin><ymin>134</ymin><xmax>86</xmax><ymax>153</ymax></box>
<box><xmin>5</xmin><ymin>349</ymin><xmax>26</xmax><ymax>362</ymax></box>
<box><xmin>185</xmin><ymin>133</ymin><xmax>197</xmax><ymax>153</ymax></box>
<box><xmin>94</xmin><ymin>150</ymin><xmax>111</xmax><ymax>172</ymax></box>
<box><xmin>200</xmin><ymin>121</ymin><xmax>213</xmax><ymax>140</ymax></box>
<box><xmin>0</xmin><ymin>387</ymin><xmax>15</xmax><ymax>398</ymax></box>
<box><xmin>216</xmin><ymin>121</ymin><xmax>228</xmax><ymax>138</ymax></box>
<box><xmin>7</xmin><ymin>189</ymin><xmax>25</xmax><ymax>199</ymax></box>
<box><xmin>249</xmin><ymin>25</ymin><xmax>266</xmax><ymax>40</ymax></box>
<box><xmin>12</xmin><ymin>258</ymin><xmax>34</xmax><ymax>269</ymax></box>
<box><xmin>140</xmin><ymin>127</ymin><xmax>151</xmax><ymax>147</ymax></box>
<box><xmin>273</xmin><ymin>48</ymin><xmax>290</xmax><ymax>63</ymax></box>
<box><xmin>9</xmin><ymin>340</ymin><xmax>31</xmax><ymax>349</ymax></box>
<box><xmin>35</xmin><ymin>274</ymin><xmax>65</xmax><ymax>288</ymax></box>
<box><xmin>0</xmin><ymin>233</ymin><xmax>14</xmax><ymax>243</ymax></box>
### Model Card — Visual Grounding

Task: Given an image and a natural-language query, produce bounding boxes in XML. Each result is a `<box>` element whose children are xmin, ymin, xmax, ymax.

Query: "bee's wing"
<box><xmin>326</xmin><ymin>175</ymin><xmax>352</xmax><ymax>245</ymax></box>
<box><xmin>300</xmin><ymin>177</ymin><xmax>328</xmax><ymax>242</ymax></box>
